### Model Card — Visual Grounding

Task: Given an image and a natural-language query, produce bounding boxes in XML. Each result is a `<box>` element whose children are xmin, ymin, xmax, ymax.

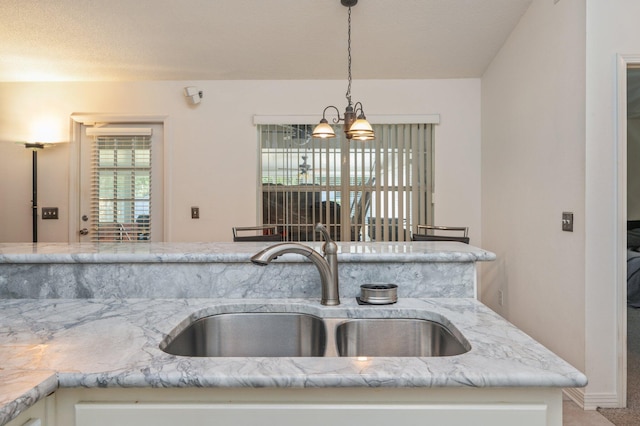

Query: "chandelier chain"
<box><xmin>345</xmin><ymin>6</ymin><xmax>352</xmax><ymax>107</ymax></box>
<box><xmin>311</xmin><ymin>0</ymin><xmax>374</xmax><ymax>140</ymax></box>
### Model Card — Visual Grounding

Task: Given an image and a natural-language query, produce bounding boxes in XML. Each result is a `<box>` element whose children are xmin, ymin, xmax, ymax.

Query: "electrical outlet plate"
<box><xmin>191</xmin><ymin>207</ymin><xmax>200</xmax><ymax>219</ymax></box>
<box><xmin>42</xmin><ymin>207</ymin><xmax>59</xmax><ymax>219</ymax></box>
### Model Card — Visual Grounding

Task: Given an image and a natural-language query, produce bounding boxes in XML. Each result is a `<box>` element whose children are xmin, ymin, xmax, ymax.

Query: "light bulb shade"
<box><xmin>346</xmin><ymin>118</ymin><xmax>375</xmax><ymax>140</ymax></box>
<box><xmin>312</xmin><ymin>120</ymin><xmax>337</xmax><ymax>139</ymax></box>
<box><xmin>353</xmin><ymin>132</ymin><xmax>375</xmax><ymax>141</ymax></box>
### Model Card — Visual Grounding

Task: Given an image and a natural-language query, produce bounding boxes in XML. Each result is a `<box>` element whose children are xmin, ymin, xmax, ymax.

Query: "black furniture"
<box><xmin>412</xmin><ymin>225</ymin><xmax>470</xmax><ymax>244</ymax></box>
<box><xmin>232</xmin><ymin>226</ymin><xmax>283</xmax><ymax>242</ymax></box>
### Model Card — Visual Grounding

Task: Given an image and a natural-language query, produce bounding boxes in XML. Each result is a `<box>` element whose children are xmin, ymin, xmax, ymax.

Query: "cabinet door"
<box><xmin>76</xmin><ymin>402</ymin><xmax>548</xmax><ymax>426</ymax></box>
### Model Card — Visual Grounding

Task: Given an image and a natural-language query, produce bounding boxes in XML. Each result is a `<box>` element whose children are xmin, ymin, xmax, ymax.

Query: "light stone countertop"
<box><xmin>0</xmin><ymin>297</ymin><xmax>587</xmax><ymax>425</ymax></box>
<box><xmin>0</xmin><ymin>371</ymin><xmax>57</xmax><ymax>426</ymax></box>
<box><xmin>0</xmin><ymin>241</ymin><xmax>496</xmax><ymax>263</ymax></box>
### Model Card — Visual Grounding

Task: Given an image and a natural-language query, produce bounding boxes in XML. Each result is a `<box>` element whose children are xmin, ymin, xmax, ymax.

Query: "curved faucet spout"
<box><xmin>250</xmin><ymin>243</ymin><xmax>319</xmax><ymax>265</ymax></box>
<box><xmin>251</xmin><ymin>243</ymin><xmax>314</xmax><ymax>266</ymax></box>
<box><xmin>250</xmin><ymin>232</ymin><xmax>340</xmax><ymax>306</ymax></box>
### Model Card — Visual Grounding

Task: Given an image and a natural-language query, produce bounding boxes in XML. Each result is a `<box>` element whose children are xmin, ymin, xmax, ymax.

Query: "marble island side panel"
<box><xmin>0</xmin><ymin>242</ymin><xmax>495</xmax><ymax>299</ymax></box>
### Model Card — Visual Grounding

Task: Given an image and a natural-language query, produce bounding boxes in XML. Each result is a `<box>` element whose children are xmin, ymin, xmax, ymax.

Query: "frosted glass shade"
<box><xmin>312</xmin><ymin>120</ymin><xmax>336</xmax><ymax>139</ymax></box>
<box><xmin>346</xmin><ymin>118</ymin><xmax>375</xmax><ymax>140</ymax></box>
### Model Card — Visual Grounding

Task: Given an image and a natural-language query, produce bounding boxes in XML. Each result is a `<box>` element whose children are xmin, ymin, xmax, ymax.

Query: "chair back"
<box><xmin>412</xmin><ymin>225</ymin><xmax>469</xmax><ymax>244</ymax></box>
<box><xmin>232</xmin><ymin>226</ymin><xmax>282</xmax><ymax>242</ymax></box>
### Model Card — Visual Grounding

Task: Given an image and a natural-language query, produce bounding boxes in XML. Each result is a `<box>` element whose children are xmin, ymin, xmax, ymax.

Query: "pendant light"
<box><xmin>311</xmin><ymin>0</ymin><xmax>374</xmax><ymax>141</ymax></box>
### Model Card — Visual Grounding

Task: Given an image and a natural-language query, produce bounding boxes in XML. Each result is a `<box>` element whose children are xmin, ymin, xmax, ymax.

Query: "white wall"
<box><xmin>481</xmin><ymin>0</ymin><xmax>586</xmax><ymax>385</ymax></box>
<box><xmin>0</xmin><ymin>79</ymin><xmax>481</xmax><ymax>243</ymax></box>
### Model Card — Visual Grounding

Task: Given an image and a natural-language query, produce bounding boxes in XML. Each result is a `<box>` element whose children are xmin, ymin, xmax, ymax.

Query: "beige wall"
<box><xmin>481</xmin><ymin>0</ymin><xmax>586</xmax><ymax>387</ymax></box>
<box><xmin>0</xmin><ymin>79</ymin><xmax>481</xmax><ymax>243</ymax></box>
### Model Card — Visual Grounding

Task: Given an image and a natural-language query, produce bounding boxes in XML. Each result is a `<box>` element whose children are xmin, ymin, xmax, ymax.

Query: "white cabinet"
<box><xmin>75</xmin><ymin>402</ymin><xmax>548</xmax><ymax>426</ymax></box>
<box><xmin>55</xmin><ymin>387</ymin><xmax>563</xmax><ymax>426</ymax></box>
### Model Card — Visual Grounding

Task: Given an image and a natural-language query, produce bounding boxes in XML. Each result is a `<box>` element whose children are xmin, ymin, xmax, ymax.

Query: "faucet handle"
<box><xmin>315</xmin><ymin>223</ymin><xmax>337</xmax><ymax>255</ymax></box>
<box><xmin>315</xmin><ymin>223</ymin><xmax>333</xmax><ymax>243</ymax></box>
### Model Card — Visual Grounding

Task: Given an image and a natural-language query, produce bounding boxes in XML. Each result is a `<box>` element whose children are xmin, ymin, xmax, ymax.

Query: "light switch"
<box><xmin>42</xmin><ymin>207</ymin><xmax>59</xmax><ymax>219</ymax></box>
<box><xmin>191</xmin><ymin>207</ymin><xmax>200</xmax><ymax>219</ymax></box>
<box><xmin>562</xmin><ymin>212</ymin><xmax>573</xmax><ymax>232</ymax></box>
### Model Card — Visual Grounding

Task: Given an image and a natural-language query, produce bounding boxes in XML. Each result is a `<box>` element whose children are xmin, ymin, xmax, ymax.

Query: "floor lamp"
<box><xmin>24</xmin><ymin>143</ymin><xmax>45</xmax><ymax>243</ymax></box>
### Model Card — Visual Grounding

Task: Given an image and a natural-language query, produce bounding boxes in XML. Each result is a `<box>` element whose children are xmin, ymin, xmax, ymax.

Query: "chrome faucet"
<box><xmin>250</xmin><ymin>223</ymin><xmax>340</xmax><ymax>306</ymax></box>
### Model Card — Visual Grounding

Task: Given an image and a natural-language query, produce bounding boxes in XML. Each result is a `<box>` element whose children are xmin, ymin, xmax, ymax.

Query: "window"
<box><xmin>258</xmin><ymin>123</ymin><xmax>434</xmax><ymax>242</ymax></box>
<box><xmin>80</xmin><ymin>126</ymin><xmax>163</xmax><ymax>242</ymax></box>
<box><xmin>90</xmin><ymin>132</ymin><xmax>151</xmax><ymax>241</ymax></box>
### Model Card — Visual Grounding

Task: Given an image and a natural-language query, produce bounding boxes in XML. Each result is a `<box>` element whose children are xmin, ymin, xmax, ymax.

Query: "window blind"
<box><xmin>89</xmin><ymin>133</ymin><xmax>152</xmax><ymax>242</ymax></box>
<box><xmin>259</xmin><ymin>123</ymin><xmax>433</xmax><ymax>242</ymax></box>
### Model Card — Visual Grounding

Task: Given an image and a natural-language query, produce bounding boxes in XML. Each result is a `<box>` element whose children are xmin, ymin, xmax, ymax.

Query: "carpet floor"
<box><xmin>598</xmin><ymin>307</ymin><xmax>640</xmax><ymax>425</ymax></box>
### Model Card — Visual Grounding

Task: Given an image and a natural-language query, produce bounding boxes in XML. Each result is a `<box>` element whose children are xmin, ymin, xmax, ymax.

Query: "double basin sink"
<box><xmin>160</xmin><ymin>312</ymin><xmax>471</xmax><ymax>358</ymax></box>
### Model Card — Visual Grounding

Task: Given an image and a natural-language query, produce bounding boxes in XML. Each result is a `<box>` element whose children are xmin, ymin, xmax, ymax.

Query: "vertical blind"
<box><xmin>259</xmin><ymin>123</ymin><xmax>433</xmax><ymax>242</ymax></box>
<box><xmin>87</xmin><ymin>128</ymin><xmax>152</xmax><ymax>242</ymax></box>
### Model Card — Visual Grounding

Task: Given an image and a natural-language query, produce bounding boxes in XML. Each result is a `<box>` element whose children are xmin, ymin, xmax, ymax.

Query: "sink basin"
<box><xmin>336</xmin><ymin>318</ymin><xmax>470</xmax><ymax>357</ymax></box>
<box><xmin>162</xmin><ymin>313</ymin><xmax>326</xmax><ymax>357</ymax></box>
<box><xmin>161</xmin><ymin>311</ymin><xmax>469</xmax><ymax>358</ymax></box>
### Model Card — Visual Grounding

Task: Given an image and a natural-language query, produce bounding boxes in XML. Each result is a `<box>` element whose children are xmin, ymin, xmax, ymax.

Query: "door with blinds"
<box><xmin>79</xmin><ymin>123</ymin><xmax>164</xmax><ymax>242</ymax></box>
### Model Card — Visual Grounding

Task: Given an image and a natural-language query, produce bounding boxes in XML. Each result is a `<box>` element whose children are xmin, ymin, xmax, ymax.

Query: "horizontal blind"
<box><xmin>90</xmin><ymin>134</ymin><xmax>152</xmax><ymax>243</ymax></box>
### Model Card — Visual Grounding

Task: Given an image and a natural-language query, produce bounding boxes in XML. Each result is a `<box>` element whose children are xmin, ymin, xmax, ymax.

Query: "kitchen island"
<box><xmin>0</xmin><ymin>242</ymin><xmax>586</xmax><ymax>426</ymax></box>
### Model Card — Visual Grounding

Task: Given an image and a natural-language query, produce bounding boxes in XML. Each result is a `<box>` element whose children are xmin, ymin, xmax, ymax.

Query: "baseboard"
<box><xmin>563</xmin><ymin>388</ymin><xmax>585</xmax><ymax>408</ymax></box>
<box><xmin>564</xmin><ymin>387</ymin><xmax>622</xmax><ymax>410</ymax></box>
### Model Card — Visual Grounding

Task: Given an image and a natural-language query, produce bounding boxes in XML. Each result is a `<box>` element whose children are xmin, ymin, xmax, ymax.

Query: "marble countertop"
<box><xmin>0</xmin><ymin>371</ymin><xmax>57</xmax><ymax>425</ymax></box>
<box><xmin>0</xmin><ymin>241</ymin><xmax>496</xmax><ymax>263</ymax></box>
<box><xmin>0</xmin><ymin>297</ymin><xmax>587</xmax><ymax>425</ymax></box>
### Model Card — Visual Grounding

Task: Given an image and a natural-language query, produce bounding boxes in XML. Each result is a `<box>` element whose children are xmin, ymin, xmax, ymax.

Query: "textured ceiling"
<box><xmin>0</xmin><ymin>0</ymin><xmax>532</xmax><ymax>82</ymax></box>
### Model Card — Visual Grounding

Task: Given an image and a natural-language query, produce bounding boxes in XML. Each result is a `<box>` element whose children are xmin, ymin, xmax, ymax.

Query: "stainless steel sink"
<box><xmin>161</xmin><ymin>313</ymin><xmax>327</xmax><ymax>357</ymax></box>
<box><xmin>161</xmin><ymin>312</ymin><xmax>470</xmax><ymax>358</ymax></box>
<box><xmin>335</xmin><ymin>318</ymin><xmax>470</xmax><ymax>357</ymax></box>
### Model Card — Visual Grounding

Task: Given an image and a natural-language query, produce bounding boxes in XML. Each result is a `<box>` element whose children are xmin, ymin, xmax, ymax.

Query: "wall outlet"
<box><xmin>498</xmin><ymin>289</ymin><xmax>504</xmax><ymax>306</ymax></box>
<box><xmin>42</xmin><ymin>207</ymin><xmax>59</xmax><ymax>219</ymax></box>
<box><xmin>191</xmin><ymin>207</ymin><xmax>200</xmax><ymax>219</ymax></box>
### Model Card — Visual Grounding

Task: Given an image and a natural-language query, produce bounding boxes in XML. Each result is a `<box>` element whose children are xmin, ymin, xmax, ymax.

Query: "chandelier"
<box><xmin>311</xmin><ymin>0</ymin><xmax>375</xmax><ymax>141</ymax></box>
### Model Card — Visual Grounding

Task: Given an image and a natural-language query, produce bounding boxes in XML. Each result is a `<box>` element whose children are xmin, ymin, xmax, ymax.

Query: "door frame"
<box><xmin>68</xmin><ymin>113</ymin><xmax>171</xmax><ymax>242</ymax></box>
<box><xmin>615</xmin><ymin>54</ymin><xmax>640</xmax><ymax>408</ymax></box>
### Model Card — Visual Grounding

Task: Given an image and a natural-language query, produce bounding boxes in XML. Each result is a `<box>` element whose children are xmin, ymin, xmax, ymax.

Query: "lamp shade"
<box><xmin>311</xmin><ymin>120</ymin><xmax>336</xmax><ymax>139</ymax></box>
<box><xmin>346</xmin><ymin>118</ymin><xmax>375</xmax><ymax>140</ymax></box>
